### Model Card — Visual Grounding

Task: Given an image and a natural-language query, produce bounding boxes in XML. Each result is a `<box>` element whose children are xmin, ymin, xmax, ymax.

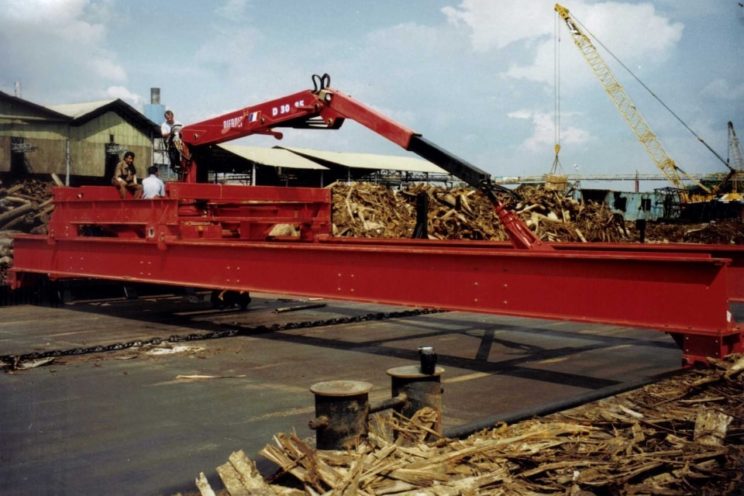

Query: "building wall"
<box><xmin>0</xmin><ymin>136</ymin><xmax>9</xmax><ymax>172</ymax></box>
<box><xmin>0</xmin><ymin>109</ymin><xmax>153</xmax><ymax>178</ymax></box>
<box><xmin>0</xmin><ymin>121</ymin><xmax>69</xmax><ymax>174</ymax></box>
<box><xmin>69</xmin><ymin>111</ymin><xmax>153</xmax><ymax>177</ymax></box>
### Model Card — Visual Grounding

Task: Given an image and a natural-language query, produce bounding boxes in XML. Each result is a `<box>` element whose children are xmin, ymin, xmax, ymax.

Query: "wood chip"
<box><xmin>199</xmin><ymin>353</ymin><xmax>744</xmax><ymax>495</ymax></box>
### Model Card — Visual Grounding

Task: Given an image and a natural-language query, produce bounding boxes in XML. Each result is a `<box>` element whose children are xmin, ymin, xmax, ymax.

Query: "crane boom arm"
<box><xmin>554</xmin><ymin>3</ymin><xmax>709</xmax><ymax>197</ymax></box>
<box><xmin>181</xmin><ymin>75</ymin><xmax>543</xmax><ymax>249</ymax></box>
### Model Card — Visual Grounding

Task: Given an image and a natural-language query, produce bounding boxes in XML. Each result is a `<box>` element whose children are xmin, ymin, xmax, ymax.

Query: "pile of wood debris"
<box><xmin>331</xmin><ymin>182</ymin><xmax>743</xmax><ymax>245</ymax></box>
<box><xmin>194</xmin><ymin>354</ymin><xmax>744</xmax><ymax>495</ymax></box>
<box><xmin>0</xmin><ymin>177</ymin><xmax>55</xmax><ymax>284</ymax></box>
<box><xmin>332</xmin><ymin>182</ymin><xmax>632</xmax><ymax>243</ymax></box>
<box><xmin>643</xmin><ymin>220</ymin><xmax>744</xmax><ymax>245</ymax></box>
<box><xmin>0</xmin><ymin>177</ymin><xmax>54</xmax><ymax>234</ymax></box>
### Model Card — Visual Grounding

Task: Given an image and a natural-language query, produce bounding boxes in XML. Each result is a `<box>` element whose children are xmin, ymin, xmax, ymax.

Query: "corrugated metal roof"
<box><xmin>49</xmin><ymin>99</ymin><xmax>117</xmax><ymax>119</ymax></box>
<box><xmin>218</xmin><ymin>144</ymin><xmax>329</xmax><ymax>170</ymax></box>
<box><xmin>0</xmin><ymin>91</ymin><xmax>70</xmax><ymax>121</ymax></box>
<box><xmin>280</xmin><ymin>147</ymin><xmax>447</xmax><ymax>174</ymax></box>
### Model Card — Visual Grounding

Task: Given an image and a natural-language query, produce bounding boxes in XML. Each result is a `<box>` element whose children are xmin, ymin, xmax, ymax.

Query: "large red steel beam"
<box><xmin>322</xmin><ymin>237</ymin><xmax>744</xmax><ymax>302</ymax></box>
<box><xmin>10</xmin><ymin>234</ymin><xmax>739</xmax><ymax>333</ymax></box>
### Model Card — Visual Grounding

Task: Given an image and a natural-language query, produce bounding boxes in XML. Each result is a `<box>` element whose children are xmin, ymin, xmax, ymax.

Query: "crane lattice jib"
<box><xmin>729</xmin><ymin>122</ymin><xmax>744</xmax><ymax>172</ymax></box>
<box><xmin>555</xmin><ymin>4</ymin><xmax>701</xmax><ymax>199</ymax></box>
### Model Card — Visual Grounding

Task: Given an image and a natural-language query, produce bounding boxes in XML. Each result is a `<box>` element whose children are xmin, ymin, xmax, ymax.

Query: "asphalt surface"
<box><xmin>1</xmin><ymin>290</ymin><xmax>730</xmax><ymax>495</ymax></box>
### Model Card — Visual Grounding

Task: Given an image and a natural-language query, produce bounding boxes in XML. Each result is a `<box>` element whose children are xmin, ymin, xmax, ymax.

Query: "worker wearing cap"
<box><xmin>111</xmin><ymin>151</ymin><xmax>142</xmax><ymax>199</ymax></box>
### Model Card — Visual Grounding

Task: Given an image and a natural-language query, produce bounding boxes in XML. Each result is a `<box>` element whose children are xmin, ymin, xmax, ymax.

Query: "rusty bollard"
<box><xmin>308</xmin><ymin>380</ymin><xmax>372</xmax><ymax>450</ymax></box>
<box><xmin>386</xmin><ymin>360</ymin><xmax>445</xmax><ymax>437</ymax></box>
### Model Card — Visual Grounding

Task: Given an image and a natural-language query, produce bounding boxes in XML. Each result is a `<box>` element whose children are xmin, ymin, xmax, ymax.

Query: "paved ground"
<box><xmin>0</xmin><ymin>290</ymin><xmax>721</xmax><ymax>495</ymax></box>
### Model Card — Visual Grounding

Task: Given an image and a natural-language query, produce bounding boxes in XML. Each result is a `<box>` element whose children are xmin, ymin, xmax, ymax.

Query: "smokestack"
<box><xmin>14</xmin><ymin>81</ymin><xmax>21</xmax><ymax>98</ymax></box>
<box><xmin>150</xmin><ymin>88</ymin><xmax>160</xmax><ymax>105</ymax></box>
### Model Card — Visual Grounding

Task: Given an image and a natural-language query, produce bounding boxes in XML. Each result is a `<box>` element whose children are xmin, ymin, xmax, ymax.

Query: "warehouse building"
<box><xmin>207</xmin><ymin>143</ymin><xmax>452</xmax><ymax>187</ymax></box>
<box><xmin>0</xmin><ymin>91</ymin><xmax>160</xmax><ymax>184</ymax></box>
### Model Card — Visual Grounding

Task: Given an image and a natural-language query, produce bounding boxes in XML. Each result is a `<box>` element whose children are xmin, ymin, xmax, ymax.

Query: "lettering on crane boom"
<box><xmin>221</xmin><ymin>98</ymin><xmax>307</xmax><ymax>131</ymax></box>
<box><xmin>222</xmin><ymin>116</ymin><xmax>244</xmax><ymax>130</ymax></box>
<box><xmin>222</xmin><ymin>111</ymin><xmax>260</xmax><ymax>131</ymax></box>
<box><xmin>271</xmin><ymin>99</ymin><xmax>306</xmax><ymax>117</ymax></box>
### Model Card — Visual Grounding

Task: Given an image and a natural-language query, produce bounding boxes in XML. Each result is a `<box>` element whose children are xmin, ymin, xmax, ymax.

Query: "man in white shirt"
<box><xmin>142</xmin><ymin>166</ymin><xmax>166</xmax><ymax>199</ymax></box>
<box><xmin>161</xmin><ymin>110</ymin><xmax>182</xmax><ymax>140</ymax></box>
<box><xmin>162</xmin><ymin>110</ymin><xmax>184</xmax><ymax>170</ymax></box>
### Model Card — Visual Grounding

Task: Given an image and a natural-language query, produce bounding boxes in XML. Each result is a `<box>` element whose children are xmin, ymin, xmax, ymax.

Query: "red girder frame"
<box><xmin>8</xmin><ymin>77</ymin><xmax>744</xmax><ymax>366</ymax></box>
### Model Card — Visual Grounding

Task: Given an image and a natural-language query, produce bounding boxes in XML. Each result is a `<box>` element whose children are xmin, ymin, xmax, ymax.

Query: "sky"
<box><xmin>1</xmin><ymin>0</ymin><xmax>742</xmax><ymax>188</ymax></box>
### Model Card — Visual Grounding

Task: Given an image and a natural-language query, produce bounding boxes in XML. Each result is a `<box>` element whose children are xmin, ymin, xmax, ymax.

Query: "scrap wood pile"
<box><xmin>644</xmin><ymin>220</ymin><xmax>744</xmax><ymax>245</ymax></box>
<box><xmin>0</xmin><ymin>177</ymin><xmax>55</xmax><ymax>284</ymax></box>
<box><xmin>194</xmin><ymin>354</ymin><xmax>744</xmax><ymax>496</ymax></box>
<box><xmin>513</xmin><ymin>184</ymin><xmax>630</xmax><ymax>243</ymax></box>
<box><xmin>330</xmin><ymin>182</ymin><xmax>632</xmax><ymax>243</ymax></box>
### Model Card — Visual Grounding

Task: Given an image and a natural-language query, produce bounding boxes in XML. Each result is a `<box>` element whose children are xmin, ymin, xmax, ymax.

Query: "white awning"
<box><xmin>279</xmin><ymin>147</ymin><xmax>447</xmax><ymax>174</ymax></box>
<box><xmin>218</xmin><ymin>144</ymin><xmax>328</xmax><ymax>170</ymax></box>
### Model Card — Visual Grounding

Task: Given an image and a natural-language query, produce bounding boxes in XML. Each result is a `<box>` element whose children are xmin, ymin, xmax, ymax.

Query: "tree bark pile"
<box><xmin>0</xmin><ymin>178</ymin><xmax>55</xmax><ymax>284</ymax></box>
<box><xmin>0</xmin><ymin>178</ymin><xmax>54</xmax><ymax>234</ymax></box>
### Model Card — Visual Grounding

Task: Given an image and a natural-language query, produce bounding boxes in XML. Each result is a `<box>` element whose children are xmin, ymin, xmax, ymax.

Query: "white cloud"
<box><xmin>509</xmin><ymin>110</ymin><xmax>590</xmax><ymax>152</ymax></box>
<box><xmin>504</xmin><ymin>40</ymin><xmax>556</xmax><ymax>85</ymax></box>
<box><xmin>216</xmin><ymin>0</ymin><xmax>251</xmax><ymax>21</ymax></box>
<box><xmin>442</xmin><ymin>0</ymin><xmax>552</xmax><ymax>51</ymax></box>
<box><xmin>443</xmin><ymin>1</ymin><xmax>683</xmax><ymax>87</ymax></box>
<box><xmin>507</xmin><ymin>110</ymin><xmax>532</xmax><ymax>120</ymax></box>
<box><xmin>701</xmin><ymin>78</ymin><xmax>744</xmax><ymax>101</ymax></box>
<box><xmin>106</xmin><ymin>86</ymin><xmax>142</xmax><ymax>108</ymax></box>
<box><xmin>0</xmin><ymin>0</ymin><xmax>127</xmax><ymax>101</ymax></box>
<box><xmin>2</xmin><ymin>0</ymin><xmax>105</xmax><ymax>41</ymax></box>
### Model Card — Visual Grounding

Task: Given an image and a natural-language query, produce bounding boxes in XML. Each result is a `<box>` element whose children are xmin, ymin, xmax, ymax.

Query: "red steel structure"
<box><xmin>8</xmin><ymin>75</ymin><xmax>743</xmax><ymax>366</ymax></box>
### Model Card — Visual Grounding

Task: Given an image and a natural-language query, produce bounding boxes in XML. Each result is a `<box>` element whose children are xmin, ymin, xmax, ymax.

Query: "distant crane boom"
<box><xmin>725</xmin><ymin>121</ymin><xmax>743</xmax><ymax>198</ymax></box>
<box><xmin>729</xmin><ymin>121</ymin><xmax>744</xmax><ymax>171</ymax></box>
<box><xmin>554</xmin><ymin>3</ymin><xmax>709</xmax><ymax>200</ymax></box>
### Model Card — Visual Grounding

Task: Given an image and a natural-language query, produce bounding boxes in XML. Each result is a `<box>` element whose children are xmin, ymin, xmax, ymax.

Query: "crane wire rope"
<box><xmin>554</xmin><ymin>10</ymin><xmax>561</xmax><ymax>155</ymax></box>
<box><xmin>550</xmin><ymin>10</ymin><xmax>564</xmax><ymax>177</ymax></box>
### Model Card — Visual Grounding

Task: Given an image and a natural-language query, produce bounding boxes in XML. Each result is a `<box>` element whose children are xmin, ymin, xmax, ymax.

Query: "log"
<box><xmin>0</xmin><ymin>202</ymin><xmax>35</xmax><ymax>228</ymax></box>
<box><xmin>3</xmin><ymin>196</ymin><xmax>32</xmax><ymax>205</ymax></box>
<box><xmin>51</xmin><ymin>173</ymin><xmax>64</xmax><ymax>186</ymax></box>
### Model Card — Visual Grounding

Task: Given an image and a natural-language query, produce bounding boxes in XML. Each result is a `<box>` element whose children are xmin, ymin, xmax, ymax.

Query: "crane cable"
<box><xmin>570</xmin><ymin>13</ymin><xmax>734</xmax><ymax>173</ymax></box>
<box><xmin>551</xmin><ymin>10</ymin><xmax>563</xmax><ymax>176</ymax></box>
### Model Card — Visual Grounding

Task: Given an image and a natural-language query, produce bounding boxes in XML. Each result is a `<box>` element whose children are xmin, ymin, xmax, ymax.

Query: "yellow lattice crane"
<box><xmin>554</xmin><ymin>3</ymin><xmax>710</xmax><ymax>202</ymax></box>
<box><xmin>719</xmin><ymin>121</ymin><xmax>743</xmax><ymax>202</ymax></box>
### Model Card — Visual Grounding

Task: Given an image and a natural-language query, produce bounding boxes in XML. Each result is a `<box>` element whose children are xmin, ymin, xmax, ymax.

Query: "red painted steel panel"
<box><xmin>166</xmin><ymin>183</ymin><xmax>330</xmax><ymax>203</ymax></box>
<box><xmin>323</xmin><ymin>92</ymin><xmax>416</xmax><ymax>149</ymax></box>
<box><xmin>320</xmin><ymin>237</ymin><xmax>744</xmax><ymax>302</ymax></box>
<box><xmin>10</xmin><ymin>235</ymin><xmax>737</xmax><ymax>338</ymax></box>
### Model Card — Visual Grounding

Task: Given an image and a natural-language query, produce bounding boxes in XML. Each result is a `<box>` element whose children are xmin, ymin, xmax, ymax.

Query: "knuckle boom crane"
<box><xmin>178</xmin><ymin>74</ymin><xmax>542</xmax><ymax>250</ymax></box>
<box><xmin>7</xmin><ymin>74</ymin><xmax>744</xmax><ymax>366</ymax></box>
